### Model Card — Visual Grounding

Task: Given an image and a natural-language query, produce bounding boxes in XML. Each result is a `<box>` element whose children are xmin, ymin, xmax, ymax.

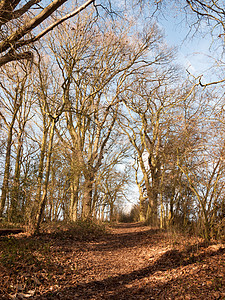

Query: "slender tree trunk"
<box><xmin>9</xmin><ymin>130</ymin><xmax>23</xmax><ymax>222</ymax></box>
<box><xmin>138</xmin><ymin>185</ymin><xmax>147</xmax><ymax>222</ymax></box>
<box><xmin>160</xmin><ymin>194</ymin><xmax>164</xmax><ymax>229</ymax></box>
<box><xmin>133</xmin><ymin>158</ymin><xmax>147</xmax><ymax>222</ymax></box>
<box><xmin>168</xmin><ymin>188</ymin><xmax>175</xmax><ymax>227</ymax></box>
<box><xmin>91</xmin><ymin>184</ymin><xmax>98</xmax><ymax>217</ymax></box>
<box><xmin>35</xmin><ymin>127</ymin><xmax>49</xmax><ymax>205</ymax></box>
<box><xmin>34</xmin><ymin>119</ymin><xmax>55</xmax><ymax>234</ymax></box>
<box><xmin>29</xmin><ymin>125</ymin><xmax>48</xmax><ymax>229</ymax></box>
<box><xmin>159</xmin><ymin>167</ymin><xmax>165</xmax><ymax>229</ymax></box>
<box><xmin>0</xmin><ymin>117</ymin><xmax>17</xmax><ymax>217</ymax></box>
<box><xmin>69</xmin><ymin>175</ymin><xmax>80</xmax><ymax>221</ymax></box>
<box><xmin>109</xmin><ymin>202</ymin><xmax>114</xmax><ymax>222</ymax></box>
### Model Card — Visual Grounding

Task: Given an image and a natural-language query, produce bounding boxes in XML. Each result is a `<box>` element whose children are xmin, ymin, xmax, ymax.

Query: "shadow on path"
<box><xmin>89</xmin><ymin>228</ymin><xmax>164</xmax><ymax>252</ymax></box>
<box><xmin>34</xmin><ymin>240</ymin><xmax>224</xmax><ymax>299</ymax></box>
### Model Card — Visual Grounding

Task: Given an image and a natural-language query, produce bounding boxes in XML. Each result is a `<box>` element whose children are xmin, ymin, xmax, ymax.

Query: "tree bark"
<box><xmin>82</xmin><ymin>173</ymin><xmax>94</xmax><ymax>219</ymax></box>
<box><xmin>34</xmin><ymin>119</ymin><xmax>55</xmax><ymax>234</ymax></box>
<box><xmin>9</xmin><ymin>130</ymin><xmax>23</xmax><ymax>222</ymax></box>
<box><xmin>69</xmin><ymin>174</ymin><xmax>80</xmax><ymax>222</ymax></box>
<box><xmin>0</xmin><ymin>108</ymin><xmax>19</xmax><ymax>217</ymax></box>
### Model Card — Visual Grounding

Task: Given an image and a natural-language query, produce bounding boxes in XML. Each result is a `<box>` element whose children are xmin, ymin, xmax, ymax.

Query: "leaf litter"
<box><xmin>0</xmin><ymin>223</ymin><xmax>224</xmax><ymax>299</ymax></box>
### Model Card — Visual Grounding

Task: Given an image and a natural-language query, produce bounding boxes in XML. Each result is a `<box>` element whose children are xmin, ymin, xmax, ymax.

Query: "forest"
<box><xmin>1</xmin><ymin>1</ymin><xmax>225</xmax><ymax>299</ymax></box>
<box><xmin>0</xmin><ymin>1</ymin><xmax>225</xmax><ymax>240</ymax></box>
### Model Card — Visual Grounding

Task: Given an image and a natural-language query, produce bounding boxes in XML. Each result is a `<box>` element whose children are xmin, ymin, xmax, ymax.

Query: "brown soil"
<box><xmin>0</xmin><ymin>223</ymin><xmax>225</xmax><ymax>299</ymax></box>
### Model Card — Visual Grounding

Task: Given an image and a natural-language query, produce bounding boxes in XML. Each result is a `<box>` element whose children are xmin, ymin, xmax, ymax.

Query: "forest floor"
<box><xmin>0</xmin><ymin>222</ymin><xmax>225</xmax><ymax>299</ymax></box>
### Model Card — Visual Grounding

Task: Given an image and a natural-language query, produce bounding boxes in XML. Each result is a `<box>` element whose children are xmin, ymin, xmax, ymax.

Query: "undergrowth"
<box><xmin>39</xmin><ymin>218</ymin><xmax>107</xmax><ymax>240</ymax></box>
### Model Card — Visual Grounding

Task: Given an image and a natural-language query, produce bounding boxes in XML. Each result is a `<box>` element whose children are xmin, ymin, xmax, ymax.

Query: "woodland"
<box><xmin>0</xmin><ymin>1</ymin><xmax>225</xmax><ymax>298</ymax></box>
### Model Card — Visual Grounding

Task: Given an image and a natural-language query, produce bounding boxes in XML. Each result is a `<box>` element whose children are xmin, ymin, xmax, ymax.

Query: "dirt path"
<box><xmin>1</xmin><ymin>223</ymin><xmax>225</xmax><ymax>299</ymax></box>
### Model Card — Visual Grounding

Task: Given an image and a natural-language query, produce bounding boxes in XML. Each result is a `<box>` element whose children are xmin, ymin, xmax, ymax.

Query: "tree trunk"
<box><xmin>0</xmin><ymin>120</ymin><xmax>16</xmax><ymax>217</ymax></box>
<box><xmin>29</xmin><ymin>125</ymin><xmax>48</xmax><ymax>230</ymax></box>
<box><xmin>34</xmin><ymin>119</ymin><xmax>55</xmax><ymax>234</ymax></box>
<box><xmin>109</xmin><ymin>202</ymin><xmax>114</xmax><ymax>222</ymax></box>
<box><xmin>9</xmin><ymin>130</ymin><xmax>23</xmax><ymax>222</ymax></box>
<box><xmin>69</xmin><ymin>175</ymin><xmax>80</xmax><ymax>222</ymax></box>
<box><xmin>138</xmin><ymin>156</ymin><xmax>154</xmax><ymax>223</ymax></box>
<box><xmin>160</xmin><ymin>193</ymin><xmax>164</xmax><ymax>229</ymax></box>
<box><xmin>139</xmin><ymin>195</ymin><xmax>146</xmax><ymax>222</ymax></box>
<box><xmin>82</xmin><ymin>174</ymin><xmax>93</xmax><ymax>219</ymax></box>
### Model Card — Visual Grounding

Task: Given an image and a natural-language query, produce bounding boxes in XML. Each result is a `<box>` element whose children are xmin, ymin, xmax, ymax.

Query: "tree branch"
<box><xmin>0</xmin><ymin>51</ymin><xmax>33</xmax><ymax>67</ymax></box>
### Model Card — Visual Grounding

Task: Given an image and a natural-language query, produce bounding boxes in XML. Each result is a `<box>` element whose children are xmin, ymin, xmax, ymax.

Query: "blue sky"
<box><xmin>159</xmin><ymin>13</ymin><xmax>212</xmax><ymax>76</ymax></box>
<box><xmin>157</xmin><ymin>5</ymin><xmax>225</xmax><ymax>85</ymax></box>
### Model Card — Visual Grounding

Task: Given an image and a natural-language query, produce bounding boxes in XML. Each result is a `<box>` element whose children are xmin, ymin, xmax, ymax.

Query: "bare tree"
<box><xmin>176</xmin><ymin>94</ymin><xmax>225</xmax><ymax>240</ymax></box>
<box><xmin>47</xmin><ymin>16</ymin><xmax>160</xmax><ymax>219</ymax></box>
<box><xmin>0</xmin><ymin>63</ymin><xmax>31</xmax><ymax>218</ymax></box>
<box><xmin>0</xmin><ymin>0</ymin><xmax>95</xmax><ymax>66</ymax></box>
<box><xmin>29</xmin><ymin>55</ymin><xmax>65</xmax><ymax>233</ymax></box>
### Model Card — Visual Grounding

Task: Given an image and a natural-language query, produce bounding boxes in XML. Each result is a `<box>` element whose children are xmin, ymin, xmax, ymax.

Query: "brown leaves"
<box><xmin>0</xmin><ymin>224</ymin><xmax>225</xmax><ymax>299</ymax></box>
